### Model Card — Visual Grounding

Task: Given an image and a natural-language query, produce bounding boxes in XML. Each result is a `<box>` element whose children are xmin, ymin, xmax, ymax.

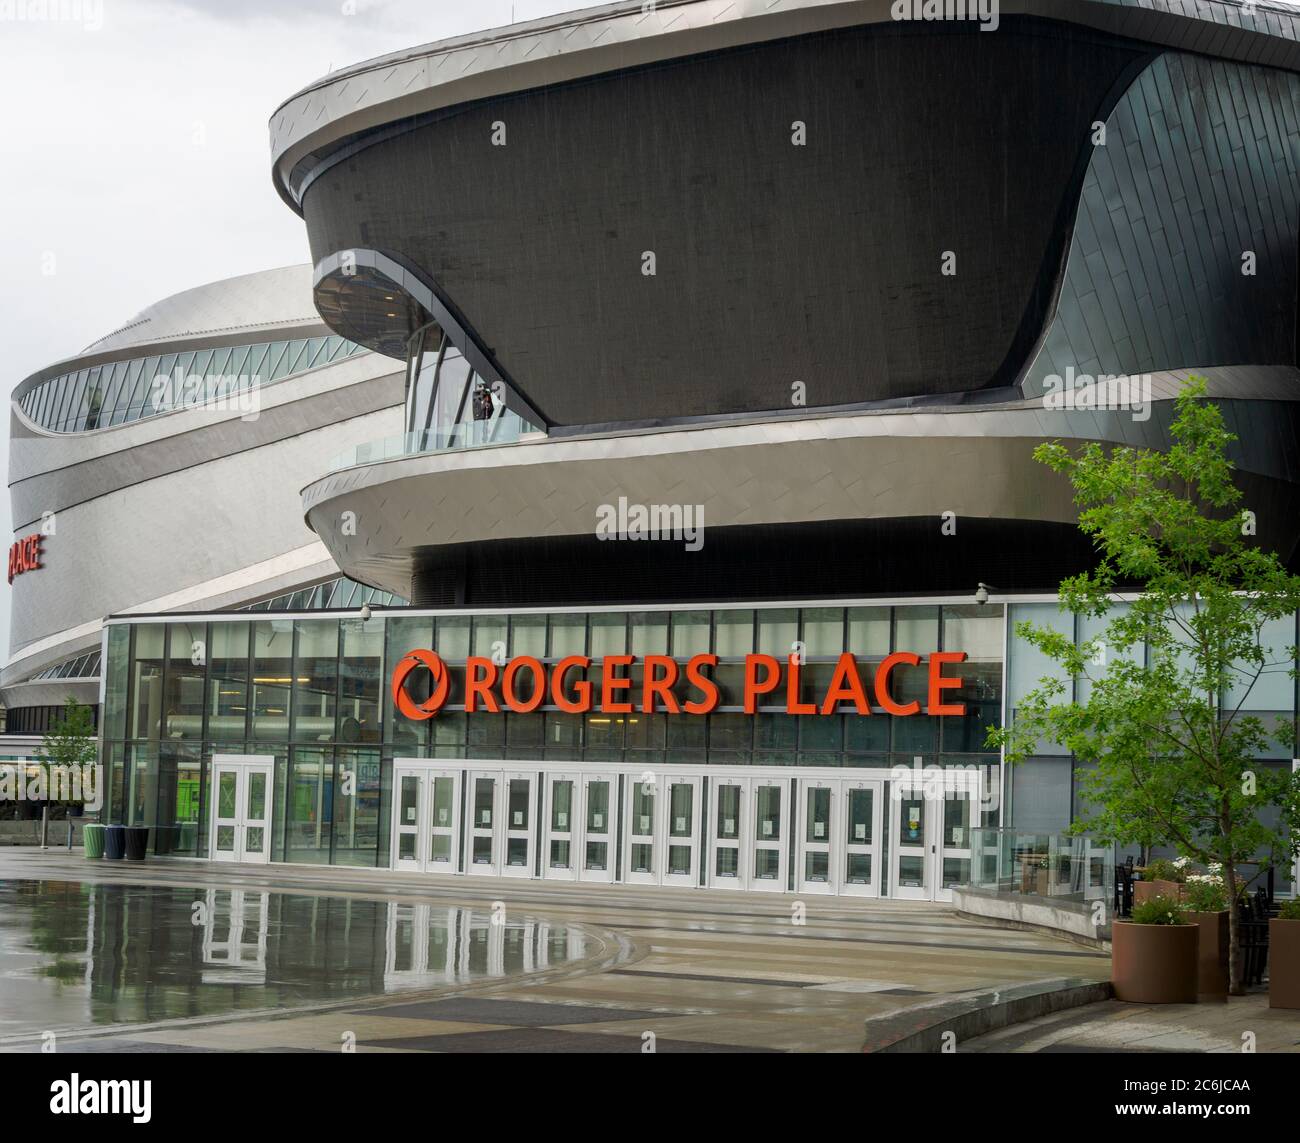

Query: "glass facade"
<box><xmin>17</xmin><ymin>335</ymin><xmax>365</xmax><ymax>433</ymax></box>
<box><xmin>98</xmin><ymin>598</ymin><xmax>1300</xmax><ymax>894</ymax></box>
<box><xmin>100</xmin><ymin>603</ymin><xmax>1004</xmax><ymax>874</ymax></box>
<box><xmin>402</xmin><ymin>323</ymin><xmax>540</xmax><ymax>448</ymax></box>
<box><xmin>1003</xmin><ymin>602</ymin><xmax>1300</xmax><ymax>833</ymax></box>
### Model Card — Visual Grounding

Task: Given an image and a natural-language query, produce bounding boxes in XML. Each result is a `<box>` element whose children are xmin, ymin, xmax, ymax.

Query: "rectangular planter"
<box><xmin>1269</xmin><ymin>918</ymin><xmax>1300</xmax><ymax>1010</ymax></box>
<box><xmin>1112</xmin><ymin>921</ymin><xmax>1198</xmax><ymax>1004</ymax></box>
<box><xmin>1188</xmin><ymin>910</ymin><xmax>1229</xmax><ymax>1001</ymax></box>
<box><xmin>1133</xmin><ymin>878</ymin><xmax>1184</xmax><ymax>906</ymax></box>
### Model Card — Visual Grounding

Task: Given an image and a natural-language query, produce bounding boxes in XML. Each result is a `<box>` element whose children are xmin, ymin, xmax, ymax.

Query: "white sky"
<box><xmin>0</xmin><ymin>0</ymin><xmax>585</xmax><ymax>665</ymax></box>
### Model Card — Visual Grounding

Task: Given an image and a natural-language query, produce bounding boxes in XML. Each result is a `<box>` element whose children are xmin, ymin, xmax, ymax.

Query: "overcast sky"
<box><xmin>0</xmin><ymin>0</ymin><xmax>584</xmax><ymax>663</ymax></box>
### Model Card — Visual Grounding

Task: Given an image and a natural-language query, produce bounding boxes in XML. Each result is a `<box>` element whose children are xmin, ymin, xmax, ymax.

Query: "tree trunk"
<box><xmin>1226</xmin><ymin>858</ymin><xmax>1243</xmax><ymax>996</ymax></box>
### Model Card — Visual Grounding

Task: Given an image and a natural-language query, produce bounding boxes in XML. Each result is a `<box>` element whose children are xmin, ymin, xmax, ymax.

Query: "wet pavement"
<box><xmin>961</xmin><ymin>994</ymin><xmax>1300</xmax><ymax>1053</ymax></box>
<box><xmin>0</xmin><ymin>877</ymin><xmax>596</xmax><ymax>1040</ymax></box>
<box><xmin>0</xmin><ymin>849</ymin><xmax>1112</xmax><ymax>1052</ymax></box>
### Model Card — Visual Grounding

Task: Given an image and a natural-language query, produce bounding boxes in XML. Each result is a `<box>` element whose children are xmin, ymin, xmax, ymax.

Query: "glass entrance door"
<box><xmin>750</xmin><ymin>779</ymin><xmax>788</xmax><ymax>892</ymax></box>
<box><xmin>390</xmin><ymin>764</ymin><xmax>461</xmax><ymax>874</ymax></box>
<box><xmin>798</xmin><ymin>779</ymin><xmax>835</xmax><ymax>894</ymax></box>
<box><xmin>210</xmin><ymin>755</ymin><xmax>273</xmax><ymax>864</ymax></box>
<box><xmin>543</xmin><ymin>771</ymin><xmax>579</xmax><ymax>880</ymax></box>
<box><xmin>708</xmin><ymin>776</ymin><xmax>746</xmax><ymax>888</ymax></box>
<box><xmin>392</xmin><ymin>766</ymin><xmax>425</xmax><ymax>872</ymax></box>
<box><xmin>578</xmin><ymin>772</ymin><xmax>616</xmax><ymax>883</ymax></box>
<box><xmin>662</xmin><ymin>775</ymin><xmax>701</xmax><ymax>887</ymax></box>
<box><xmin>891</xmin><ymin>779</ymin><xmax>931</xmax><ymax>899</ymax></box>
<box><xmin>467</xmin><ymin>770</ymin><xmax>501</xmax><ymax>875</ymax></box>
<box><xmin>623</xmin><ymin>775</ymin><xmax>658</xmax><ymax>884</ymax></box>
<box><xmin>501</xmin><ymin>771</ymin><xmax>537</xmax><ymax>877</ymax></box>
<box><xmin>937</xmin><ymin>783</ymin><xmax>978</xmax><ymax>903</ymax></box>
<box><xmin>840</xmin><ymin>778</ymin><xmax>882</xmax><ymax>897</ymax></box>
<box><xmin>890</xmin><ymin>773</ymin><xmax>981</xmax><ymax>902</ymax></box>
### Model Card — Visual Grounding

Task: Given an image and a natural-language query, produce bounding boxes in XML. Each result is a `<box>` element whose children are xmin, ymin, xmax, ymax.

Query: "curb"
<box><xmin>862</xmin><ymin>976</ymin><xmax>1113</xmax><ymax>1053</ymax></box>
<box><xmin>952</xmin><ymin>909</ymin><xmax>1111</xmax><ymax>953</ymax></box>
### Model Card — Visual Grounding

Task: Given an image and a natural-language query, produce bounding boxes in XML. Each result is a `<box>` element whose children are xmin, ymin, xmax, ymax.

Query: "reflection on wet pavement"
<box><xmin>0</xmin><ymin>879</ymin><xmax>587</xmax><ymax>1037</ymax></box>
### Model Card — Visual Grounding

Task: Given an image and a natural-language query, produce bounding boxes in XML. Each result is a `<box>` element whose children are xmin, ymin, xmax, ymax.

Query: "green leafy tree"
<box><xmin>37</xmin><ymin>698</ymin><xmax>98</xmax><ymax>817</ymax></box>
<box><xmin>989</xmin><ymin>377</ymin><xmax>1300</xmax><ymax>994</ymax></box>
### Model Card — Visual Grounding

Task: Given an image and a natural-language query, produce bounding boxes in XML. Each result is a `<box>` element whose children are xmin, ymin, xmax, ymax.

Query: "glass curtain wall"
<box><xmin>18</xmin><ymin>336</ymin><xmax>365</xmax><ymax>433</ymax></box>
<box><xmin>103</xmin><ymin>605</ymin><xmax>1008</xmax><ymax>862</ymax></box>
<box><xmin>402</xmin><ymin>323</ymin><xmax>540</xmax><ymax>450</ymax></box>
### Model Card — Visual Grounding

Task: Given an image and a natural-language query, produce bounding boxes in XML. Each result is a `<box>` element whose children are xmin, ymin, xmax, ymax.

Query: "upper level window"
<box><xmin>17</xmin><ymin>335</ymin><xmax>366</xmax><ymax>433</ymax></box>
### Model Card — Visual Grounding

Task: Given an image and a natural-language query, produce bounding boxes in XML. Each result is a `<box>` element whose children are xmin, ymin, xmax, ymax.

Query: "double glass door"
<box><xmin>392</xmin><ymin>764</ymin><xmax>460</xmax><ymax>874</ymax></box>
<box><xmin>707</xmin><ymin>776</ymin><xmax>789</xmax><ymax>891</ymax></box>
<box><xmin>467</xmin><ymin>769</ymin><xmax>537</xmax><ymax>877</ymax></box>
<box><xmin>622</xmin><ymin>773</ymin><xmax>702</xmax><ymax>886</ymax></box>
<box><xmin>210</xmin><ymin>755</ymin><xmax>273</xmax><ymax>864</ymax></box>
<box><xmin>793</xmin><ymin>778</ymin><xmax>884</xmax><ymax>896</ymax></box>
<box><xmin>890</xmin><ymin>774</ymin><xmax>980</xmax><ymax>902</ymax></box>
<box><xmin>541</xmin><ymin>770</ymin><xmax>617</xmax><ymax>883</ymax></box>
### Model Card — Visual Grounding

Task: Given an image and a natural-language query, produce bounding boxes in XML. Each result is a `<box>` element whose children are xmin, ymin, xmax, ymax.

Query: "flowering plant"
<box><xmin>1183</xmin><ymin>873</ymin><xmax>1228</xmax><ymax>912</ymax></box>
<box><xmin>1130</xmin><ymin>896</ymin><xmax>1189</xmax><ymax>925</ymax></box>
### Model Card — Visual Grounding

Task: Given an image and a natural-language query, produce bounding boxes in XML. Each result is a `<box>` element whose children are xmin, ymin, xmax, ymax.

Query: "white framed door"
<box><xmin>623</xmin><ymin>773</ymin><xmax>659</xmax><ymax>884</ymax></box>
<box><xmin>466</xmin><ymin>770</ymin><xmax>501</xmax><ymax>875</ymax></box>
<box><xmin>210</xmin><ymin>755</ymin><xmax>273</xmax><ymax>864</ymax></box>
<box><xmin>578</xmin><ymin>772</ymin><xmax>616</xmax><ymax>883</ymax></box>
<box><xmin>708</xmin><ymin>775</ymin><xmax>746</xmax><ymax>888</ymax></box>
<box><xmin>840</xmin><ymin>778</ymin><xmax>883</xmax><ymax>897</ymax></box>
<box><xmin>390</xmin><ymin>762</ymin><xmax>461</xmax><ymax>874</ymax></box>
<box><xmin>890</xmin><ymin>771</ymin><xmax>981</xmax><ymax>902</ymax></box>
<box><xmin>501</xmin><ymin>770</ymin><xmax>538</xmax><ymax>877</ymax></box>
<box><xmin>662</xmin><ymin>774</ymin><xmax>702</xmax><ymax>887</ymax></box>
<box><xmin>392</xmin><ymin>765</ymin><xmax>426</xmax><ymax>872</ymax></box>
<box><xmin>891</xmin><ymin>777</ymin><xmax>932</xmax><ymax>900</ymax></box>
<box><xmin>798</xmin><ymin>778</ymin><xmax>836</xmax><ymax>894</ymax></box>
<box><xmin>749</xmin><ymin>777</ymin><xmax>789</xmax><ymax>892</ymax></box>
<box><xmin>542</xmin><ymin>770</ymin><xmax>580</xmax><ymax>880</ymax></box>
<box><xmin>936</xmin><ymin>781</ymin><xmax>979</xmax><ymax>902</ymax></box>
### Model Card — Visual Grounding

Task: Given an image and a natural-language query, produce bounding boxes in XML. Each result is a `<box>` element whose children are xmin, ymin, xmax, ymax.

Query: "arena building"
<box><xmin>12</xmin><ymin>0</ymin><xmax>1300</xmax><ymax>898</ymax></box>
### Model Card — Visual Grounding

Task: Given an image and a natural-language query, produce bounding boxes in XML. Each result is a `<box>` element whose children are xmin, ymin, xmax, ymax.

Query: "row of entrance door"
<box><xmin>391</xmin><ymin>761</ymin><xmax>979</xmax><ymax>901</ymax></box>
<box><xmin>208</xmin><ymin>756</ymin><xmax>981</xmax><ymax>901</ymax></box>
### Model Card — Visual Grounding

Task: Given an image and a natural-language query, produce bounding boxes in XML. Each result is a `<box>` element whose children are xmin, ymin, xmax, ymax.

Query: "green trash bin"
<box><xmin>82</xmin><ymin>823</ymin><xmax>105</xmax><ymax>859</ymax></box>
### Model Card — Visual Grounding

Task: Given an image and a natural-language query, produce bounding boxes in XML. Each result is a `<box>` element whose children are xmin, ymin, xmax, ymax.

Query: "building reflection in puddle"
<box><xmin>0</xmin><ymin>880</ymin><xmax>587</xmax><ymax>1036</ymax></box>
<box><xmin>384</xmin><ymin>902</ymin><xmax>587</xmax><ymax>990</ymax></box>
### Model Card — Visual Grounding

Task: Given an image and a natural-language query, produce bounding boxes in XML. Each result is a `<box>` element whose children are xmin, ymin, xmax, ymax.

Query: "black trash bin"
<box><xmin>153</xmin><ymin>824</ymin><xmax>180</xmax><ymax>855</ymax></box>
<box><xmin>124</xmin><ymin>826</ymin><xmax>150</xmax><ymax>861</ymax></box>
<box><xmin>104</xmin><ymin>825</ymin><xmax>126</xmax><ymax>860</ymax></box>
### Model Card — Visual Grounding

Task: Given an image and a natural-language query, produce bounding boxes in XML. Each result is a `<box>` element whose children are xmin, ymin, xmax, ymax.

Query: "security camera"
<box><xmin>974</xmin><ymin>583</ymin><xmax>994</xmax><ymax>605</ymax></box>
<box><xmin>359</xmin><ymin>604</ymin><xmax>372</xmax><ymax>621</ymax></box>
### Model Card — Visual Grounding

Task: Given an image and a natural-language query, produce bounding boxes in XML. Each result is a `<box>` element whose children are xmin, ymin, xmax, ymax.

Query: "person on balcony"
<box><xmin>471</xmin><ymin>380</ymin><xmax>494</xmax><ymax>443</ymax></box>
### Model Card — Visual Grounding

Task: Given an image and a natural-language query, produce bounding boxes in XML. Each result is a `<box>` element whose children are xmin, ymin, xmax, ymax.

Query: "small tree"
<box><xmin>37</xmin><ymin>699</ymin><xmax>98</xmax><ymax>818</ymax></box>
<box><xmin>989</xmin><ymin>377</ymin><xmax>1300</xmax><ymax>995</ymax></box>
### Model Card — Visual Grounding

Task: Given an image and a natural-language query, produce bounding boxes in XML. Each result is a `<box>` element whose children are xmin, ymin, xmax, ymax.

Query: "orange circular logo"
<box><xmin>391</xmin><ymin>649</ymin><xmax>450</xmax><ymax>719</ymax></box>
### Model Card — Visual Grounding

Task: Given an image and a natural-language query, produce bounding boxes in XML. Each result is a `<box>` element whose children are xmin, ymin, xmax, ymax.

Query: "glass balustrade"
<box><xmin>327</xmin><ymin>410</ymin><xmax>541</xmax><ymax>472</ymax></box>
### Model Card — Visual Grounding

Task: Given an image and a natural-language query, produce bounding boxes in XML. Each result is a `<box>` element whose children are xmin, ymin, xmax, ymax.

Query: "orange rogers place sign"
<box><xmin>7</xmin><ymin>533</ymin><xmax>44</xmax><ymax>585</ymax></box>
<box><xmin>391</xmin><ymin>649</ymin><xmax>969</xmax><ymax>720</ymax></box>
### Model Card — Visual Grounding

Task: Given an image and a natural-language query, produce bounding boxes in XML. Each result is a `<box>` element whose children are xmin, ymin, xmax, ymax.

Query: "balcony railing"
<box><xmin>327</xmin><ymin>411</ymin><xmax>539</xmax><ymax>472</ymax></box>
<box><xmin>966</xmin><ymin>828</ymin><xmax>1114</xmax><ymax>905</ymax></box>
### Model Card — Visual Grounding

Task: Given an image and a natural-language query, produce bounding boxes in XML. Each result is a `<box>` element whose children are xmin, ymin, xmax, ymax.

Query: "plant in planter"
<box><xmin>1184</xmin><ymin>872</ymin><xmax>1231</xmax><ymax>1000</ymax></box>
<box><xmin>988</xmin><ymin>379</ymin><xmax>1300</xmax><ymax>996</ymax></box>
<box><xmin>1269</xmin><ymin>897</ymin><xmax>1300</xmax><ymax>1010</ymax></box>
<box><xmin>1112</xmin><ymin>895</ymin><xmax>1199</xmax><ymax>1004</ymax></box>
<box><xmin>1135</xmin><ymin>857</ymin><xmax>1187</xmax><ymax>905</ymax></box>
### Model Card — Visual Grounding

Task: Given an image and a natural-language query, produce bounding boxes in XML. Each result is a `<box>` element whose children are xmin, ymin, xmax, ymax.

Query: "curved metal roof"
<box><xmin>81</xmin><ymin>264</ymin><xmax>319</xmax><ymax>356</ymax></box>
<box><xmin>269</xmin><ymin>0</ymin><xmax>1300</xmax><ymax>212</ymax></box>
